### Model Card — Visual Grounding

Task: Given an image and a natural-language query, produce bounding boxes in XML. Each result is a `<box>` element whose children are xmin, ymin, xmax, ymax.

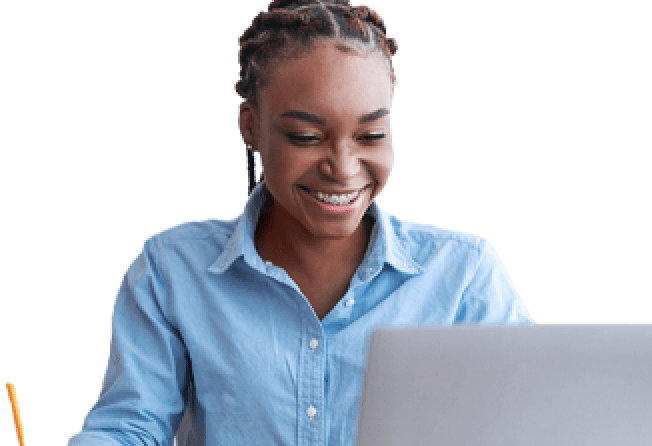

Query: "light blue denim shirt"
<box><xmin>69</xmin><ymin>183</ymin><xmax>530</xmax><ymax>446</ymax></box>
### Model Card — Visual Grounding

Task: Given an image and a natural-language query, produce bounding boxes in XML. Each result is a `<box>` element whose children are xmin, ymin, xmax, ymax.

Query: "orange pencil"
<box><xmin>6</xmin><ymin>383</ymin><xmax>26</xmax><ymax>446</ymax></box>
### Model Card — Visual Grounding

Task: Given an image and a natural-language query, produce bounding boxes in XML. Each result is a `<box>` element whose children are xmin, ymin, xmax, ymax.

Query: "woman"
<box><xmin>69</xmin><ymin>1</ymin><xmax>530</xmax><ymax>445</ymax></box>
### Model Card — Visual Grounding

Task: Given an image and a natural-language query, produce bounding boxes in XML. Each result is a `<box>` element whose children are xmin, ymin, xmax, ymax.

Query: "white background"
<box><xmin>1</xmin><ymin>1</ymin><xmax>650</xmax><ymax>444</ymax></box>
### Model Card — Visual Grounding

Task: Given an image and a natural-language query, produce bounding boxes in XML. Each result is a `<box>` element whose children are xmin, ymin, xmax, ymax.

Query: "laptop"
<box><xmin>355</xmin><ymin>325</ymin><xmax>652</xmax><ymax>446</ymax></box>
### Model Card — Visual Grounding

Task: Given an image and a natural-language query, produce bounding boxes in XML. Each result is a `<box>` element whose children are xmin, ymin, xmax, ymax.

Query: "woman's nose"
<box><xmin>318</xmin><ymin>140</ymin><xmax>361</xmax><ymax>180</ymax></box>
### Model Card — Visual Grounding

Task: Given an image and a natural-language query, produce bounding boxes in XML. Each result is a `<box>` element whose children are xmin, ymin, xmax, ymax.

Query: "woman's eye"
<box><xmin>285</xmin><ymin>133</ymin><xmax>321</xmax><ymax>144</ymax></box>
<box><xmin>359</xmin><ymin>132</ymin><xmax>386</xmax><ymax>143</ymax></box>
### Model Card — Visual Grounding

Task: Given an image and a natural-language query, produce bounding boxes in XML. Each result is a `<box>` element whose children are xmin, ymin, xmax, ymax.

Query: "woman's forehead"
<box><xmin>257</xmin><ymin>43</ymin><xmax>393</xmax><ymax>117</ymax></box>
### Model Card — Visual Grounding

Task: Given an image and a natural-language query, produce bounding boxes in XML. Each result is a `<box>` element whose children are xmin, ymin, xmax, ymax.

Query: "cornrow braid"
<box><xmin>247</xmin><ymin>147</ymin><xmax>256</xmax><ymax>194</ymax></box>
<box><xmin>238</xmin><ymin>0</ymin><xmax>398</xmax><ymax>194</ymax></box>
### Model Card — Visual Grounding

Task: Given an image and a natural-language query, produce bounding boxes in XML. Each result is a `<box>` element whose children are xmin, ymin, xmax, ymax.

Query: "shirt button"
<box><xmin>264</xmin><ymin>260</ymin><xmax>273</xmax><ymax>266</ymax></box>
<box><xmin>345</xmin><ymin>299</ymin><xmax>355</xmax><ymax>307</ymax></box>
<box><xmin>306</xmin><ymin>405</ymin><xmax>317</xmax><ymax>419</ymax></box>
<box><xmin>309</xmin><ymin>338</ymin><xmax>319</xmax><ymax>350</ymax></box>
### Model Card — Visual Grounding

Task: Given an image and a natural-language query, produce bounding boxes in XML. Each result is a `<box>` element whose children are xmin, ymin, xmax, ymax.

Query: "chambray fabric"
<box><xmin>68</xmin><ymin>183</ymin><xmax>531</xmax><ymax>446</ymax></box>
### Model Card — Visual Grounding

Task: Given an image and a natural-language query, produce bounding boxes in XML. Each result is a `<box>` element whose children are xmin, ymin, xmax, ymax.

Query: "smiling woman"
<box><xmin>66</xmin><ymin>1</ymin><xmax>530</xmax><ymax>445</ymax></box>
<box><xmin>244</xmin><ymin>43</ymin><xmax>394</xmax><ymax>318</ymax></box>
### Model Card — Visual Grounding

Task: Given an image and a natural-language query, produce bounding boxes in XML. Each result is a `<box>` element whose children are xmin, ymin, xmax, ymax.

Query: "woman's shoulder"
<box><xmin>380</xmin><ymin>210</ymin><xmax>489</xmax><ymax>256</ymax></box>
<box><xmin>145</xmin><ymin>217</ymin><xmax>240</xmax><ymax>250</ymax></box>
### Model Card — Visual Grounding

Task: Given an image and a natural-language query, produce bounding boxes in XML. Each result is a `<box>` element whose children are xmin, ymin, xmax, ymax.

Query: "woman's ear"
<box><xmin>239</xmin><ymin>102</ymin><xmax>257</xmax><ymax>149</ymax></box>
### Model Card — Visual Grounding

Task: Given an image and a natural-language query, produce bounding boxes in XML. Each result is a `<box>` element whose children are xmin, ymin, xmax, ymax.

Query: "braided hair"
<box><xmin>237</xmin><ymin>0</ymin><xmax>398</xmax><ymax>194</ymax></box>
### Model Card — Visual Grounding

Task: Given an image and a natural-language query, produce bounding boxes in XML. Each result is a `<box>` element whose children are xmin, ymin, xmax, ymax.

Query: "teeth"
<box><xmin>310</xmin><ymin>189</ymin><xmax>361</xmax><ymax>205</ymax></box>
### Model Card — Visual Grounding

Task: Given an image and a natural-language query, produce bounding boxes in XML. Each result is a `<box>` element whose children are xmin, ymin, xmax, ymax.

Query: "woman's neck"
<box><xmin>255</xmin><ymin>201</ymin><xmax>373</xmax><ymax>274</ymax></box>
<box><xmin>254</xmin><ymin>201</ymin><xmax>373</xmax><ymax>319</ymax></box>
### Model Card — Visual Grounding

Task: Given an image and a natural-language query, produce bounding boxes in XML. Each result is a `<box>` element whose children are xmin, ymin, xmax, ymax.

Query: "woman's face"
<box><xmin>241</xmin><ymin>42</ymin><xmax>394</xmax><ymax>240</ymax></box>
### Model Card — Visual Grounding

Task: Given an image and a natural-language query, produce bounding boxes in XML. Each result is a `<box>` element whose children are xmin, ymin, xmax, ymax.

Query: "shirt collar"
<box><xmin>357</xmin><ymin>201</ymin><xmax>423</xmax><ymax>281</ymax></box>
<box><xmin>209</xmin><ymin>183</ymin><xmax>423</xmax><ymax>278</ymax></box>
<box><xmin>208</xmin><ymin>182</ymin><xmax>268</xmax><ymax>274</ymax></box>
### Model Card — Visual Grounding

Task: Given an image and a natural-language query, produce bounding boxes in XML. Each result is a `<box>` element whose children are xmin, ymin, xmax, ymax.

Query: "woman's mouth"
<box><xmin>298</xmin><ymin>185</ymin><xmax>368</xmax><ymax>206</ymax></box>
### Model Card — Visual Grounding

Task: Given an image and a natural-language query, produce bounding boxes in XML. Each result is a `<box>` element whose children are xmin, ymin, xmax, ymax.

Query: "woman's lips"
<box><xmin>298</xmin><ymin>185</ymin><xmax>369</xmax><ymax>206</ymax></box>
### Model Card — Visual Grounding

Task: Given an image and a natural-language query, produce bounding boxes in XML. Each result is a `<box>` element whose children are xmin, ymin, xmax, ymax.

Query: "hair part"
<box><xmin>238</xmin><ymin>0</ymin><xmax>398</xmax><ymax>194</ymax></box>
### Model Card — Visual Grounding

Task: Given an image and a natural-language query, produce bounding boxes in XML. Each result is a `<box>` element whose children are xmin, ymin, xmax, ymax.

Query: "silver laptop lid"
<box><xmin>356</xmin><ymin>325</ymin><xmax>652</xmax><ymax>446</ymax></box>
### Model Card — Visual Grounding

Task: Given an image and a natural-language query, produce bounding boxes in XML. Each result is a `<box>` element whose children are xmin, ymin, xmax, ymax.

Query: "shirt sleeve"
<box><xmin>68</xmin><ymin>238</ymin><xmax>191</xmax><ymax>446</ymax></box>
<box><xmin>454</xmin><ymin>240</ymin><xmax>532</xmax><ymax>324</ymax></box>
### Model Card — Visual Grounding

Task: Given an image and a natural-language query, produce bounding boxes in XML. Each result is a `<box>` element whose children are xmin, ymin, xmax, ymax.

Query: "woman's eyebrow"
<box><xmin>279</xmin><ymin>108</ymin><xmax>390</xmax><ymax>125</ymax></box>
<box><xmin>359</xmin><ymin>107</ymin><xmax>390</xmax><ymax>124</ymax></box>
<box><xmin>279</xmin><ymin>110</ymin><xmax>326</xmax><ymax>125</ymax></box>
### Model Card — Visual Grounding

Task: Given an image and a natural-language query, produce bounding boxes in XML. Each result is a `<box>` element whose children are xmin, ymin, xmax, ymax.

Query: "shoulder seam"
<box><xmin>152</xmin><ymin>220</ymin><xmax>236</xmax><ymax>246</ymax></box>
<box><xmin>458</xmin><ymin>240</ymin><xmax>490</xmax><ymax>307</ymax></box>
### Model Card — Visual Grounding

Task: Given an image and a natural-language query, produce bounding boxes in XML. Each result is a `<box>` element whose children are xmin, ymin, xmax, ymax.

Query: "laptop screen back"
<box><xmin>356</xmin><ymin>325</ymin><xmax>652</xmax><ymax>446</ymax></box>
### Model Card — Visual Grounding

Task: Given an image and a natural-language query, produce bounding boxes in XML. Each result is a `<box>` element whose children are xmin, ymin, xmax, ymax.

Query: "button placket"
<box><xmin>298</xmin><ymin>328</ymin><xmax>325</xmax><ymax>443</ymax></box>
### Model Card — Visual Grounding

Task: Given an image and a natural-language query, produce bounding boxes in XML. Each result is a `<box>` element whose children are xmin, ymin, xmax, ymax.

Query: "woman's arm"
<box><xmin>68</xmin><ymin>239</ymin><xmax>191</xmax><ymax>446</ymax></box>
